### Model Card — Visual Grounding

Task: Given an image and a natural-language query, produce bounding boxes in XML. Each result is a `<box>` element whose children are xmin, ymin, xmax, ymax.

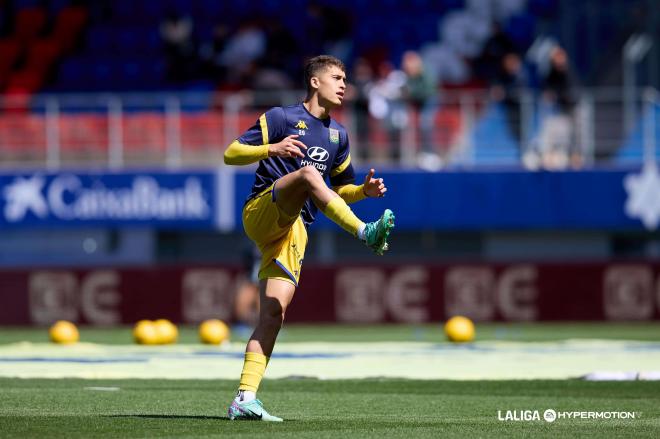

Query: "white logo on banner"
<box><xmin>3</xmin><ymin>175</ymin><xmax>48</xmax><ymax>221</ymax></box>
<box><xmin>624</xmin><ymin>164</ymin><xmax>660</xmax><ymax>230</ymax></box>
<box><xmin>334</xmin><ymin>267</ymin><xmax>429</xmax><ymax>323</ymax></box>
<box><xmin>2</xmin><ymin>174</ymin><xmax>210</xmax><ymax>222</ymax></box>
<box><xmin>445</xmin><ymin>266</ymin><xmax>539</xmax><ymax>321</ymax></box>
<box><xmin>603</xmin><ymin>265</ymin><xmax>654</xmax><ymax>320</ymax></box>
<box><xmin>28</xmin><ymin>270</ymin><xmax>121</xmax><ymax>325</ymax></box>
<box><xmin>181</xmin><ymin>270</ymin><xmax>235</xmax><ymax>323</ymax></box>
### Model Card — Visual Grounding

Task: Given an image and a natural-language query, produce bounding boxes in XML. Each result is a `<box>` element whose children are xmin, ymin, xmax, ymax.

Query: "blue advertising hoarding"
<box><xmin>0</xmin><ymin>170</ymin><xmax>218</xmax><ymax>229</ymax></box>
<box><xmin>1</xmin><ymin>166</ymin><xmax>658</xmax><ymax>231</ymax></box>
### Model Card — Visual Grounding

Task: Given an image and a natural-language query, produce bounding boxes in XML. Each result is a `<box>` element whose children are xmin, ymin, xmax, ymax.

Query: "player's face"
<box><xmin>314</xmin><ymin>66</ymin><xmax>346</xmax><ymax>107</ymax></box>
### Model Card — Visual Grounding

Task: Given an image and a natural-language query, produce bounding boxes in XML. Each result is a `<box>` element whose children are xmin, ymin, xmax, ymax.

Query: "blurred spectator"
<box><xmin>233</xmin><ymin>243</ymin><xmax>260</xmax><ymax>329</ymax></box>
<box><xmin>160</xmin><ymin>12</ymin><xmax>197</xmax><ymax>82</ymax></box>
<box><xmin>401</xmin><ymin>51</ymin><xmax>442</xmax><ymax>171</ymax></box>
<box><xmin>259</xmin><ymin>21</ymin><xmax>299</xmax><ymax>79</ymax></box>
<box><xmin>537</xmin><ymin>46</ymin><xmax>579</xmax><ymax>169</ymax></box>
<box><xmin>368</xmin><ymin>61</ymin><xmax>407</xmax><ymax>161</ymax></box>
<box><xmin>491</xmin><ymin>52</ymin><xmax>528</xmax><ymax>148</ymax></box>
<box><xmin>476</xmin><ymin>22</ymin><xmax>516</xmax><ymax>81</ymax></box>
<box><xmin>249</xmin><ymin>20</ymin><xmax>298</xmax><ymax>91</ymax></box>
<box><xmin>345</xmin><ymin>57</ymin><xmax>375</xmax><ymax>161</ymax></box>
<box><xmin>218</xmin><ymin>20</ymin><xmax>266</xmax><ymax>84</ymax></box>
<box><xmin>199</xmin><ymin>23</ymin><xmax>230</xmax><ymax>81</ymax></box>
<box><xmin>305</xmin><ymin>2</ymin><xmax>353</xmax><ymax>61</ymax></box>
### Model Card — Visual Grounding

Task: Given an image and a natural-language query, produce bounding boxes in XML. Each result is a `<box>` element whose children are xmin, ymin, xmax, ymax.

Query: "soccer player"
<box><xmin>224</xmin><ymin>55</ymin><xmax>395</xmax><ymax>421</ymax></box>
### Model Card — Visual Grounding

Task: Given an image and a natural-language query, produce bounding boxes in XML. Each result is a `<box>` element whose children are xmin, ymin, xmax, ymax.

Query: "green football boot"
<box><xmin>228</xmin><ymin>398</ymin><xmax>283</xmax><ymax>422</ymax></box>
<box><xmin>363</xmin><ymin>209</ymin><xmax>395</xmax><ymax>255</ymax></box>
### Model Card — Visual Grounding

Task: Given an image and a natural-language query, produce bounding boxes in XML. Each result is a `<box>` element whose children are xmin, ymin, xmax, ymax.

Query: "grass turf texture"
<box><xmin>0</xmin><ymin>378</ymin><xmax>658</xmax><ymax>438</ymax></box>
<box><xmin>2</xmin><ymin>322</ymin><xmax>660</xmax><ymax>345</ymax></box>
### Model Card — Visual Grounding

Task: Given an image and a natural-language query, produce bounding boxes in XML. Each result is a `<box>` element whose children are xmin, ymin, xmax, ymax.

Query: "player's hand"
<box><xmin>362</xmin><ymin>168</ymin><xmax>387</xmax><ymax>198</ymax></box>
<box><xmin>269</xmin><ymin>135</ymin><xmax>307</xmax><ymax>159</ymax></box>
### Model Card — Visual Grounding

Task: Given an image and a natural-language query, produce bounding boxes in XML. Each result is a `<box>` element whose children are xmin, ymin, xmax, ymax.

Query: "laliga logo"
<box><xmin>307</xmin><ymin>147</ymin><xmax>329</xmax><ymax>162</ymax></box>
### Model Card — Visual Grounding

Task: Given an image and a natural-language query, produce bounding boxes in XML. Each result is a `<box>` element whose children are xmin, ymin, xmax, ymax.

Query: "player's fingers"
<box><xmin>367</xmin><ymin>168</ymin><xmax>375</xmax><ymax>179</ymax></box>
<box><xmin>286</xmin><ymin>134</ymin><xmax>300</xmax><ymax>139</ymax></box>
<box><xmin>381</xmin><ymin>187</ymin><xmax>388</xmax><ymax>194</ymax></box>
<box><xmin>290</xmin><ymin>146</ymin><xmax>305</xmax><ymax>157</ymax></box>
<box><xmin>290</xmin><ymin>139</ymin><xmax>307</xmax><ymax>149</ymax></box>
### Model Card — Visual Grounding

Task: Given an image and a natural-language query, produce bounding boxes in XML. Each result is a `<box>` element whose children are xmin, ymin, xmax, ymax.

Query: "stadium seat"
<box><xmin>0</xmin><ymin>113</ymin><xmax>46</xmax><ymax>153</ymax></box>
<box><xmin>13</xmin><ymin>7</ymin><xmax>47</xmax><ymax>44</ymax></box>
<box><xmin>123</xmin><ymin>112</ymin><xmax>167</xmax><ymax>152</ymax></box>
<box><xmin>58</xmin><ymin>114</ymin><xmax>108</xmax><ymax>153</ymax></box>
<box><xmin>24</xmin><ymin>39</ymin><xmax>62</xmax><ymax>74</ymax></box>
<box><xmin>181</xmin><ymin>113</ymin><xmax>224</xmax><ymax>150</ymax></box>
<box><xmin>614</xmin><ymin>104</ymin><xmax>660</xmax><ymax>164</ymax></box>
<box><xmin>5</xmin><ymin>70</ymin><xmax>44</xmax><ymax>95</ymax></box>
<box><xmin>52</xmin><ymin>6</ymin><xmax>88</xmax><ymax>54</ymax></box>
<box><xmin>454</xmin><ymin>103</ymin><xmax>520</xmax><ymax>166</ymax></box>
<box><xmin>0</xmin><ymin>40</ymin><xmax>23</xmax><ymax>89</ymax></box>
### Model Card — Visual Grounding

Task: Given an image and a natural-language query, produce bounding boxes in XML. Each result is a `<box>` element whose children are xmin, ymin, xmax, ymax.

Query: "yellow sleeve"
<box><xmin>333</xmin><ymin>184</ymin><xmax>367</xmax><ymax>204</ymax></box>
<box><xmin>223</xmin><ymin>140</ymin><xmax>270</xmax><ymax>166</ymax></box>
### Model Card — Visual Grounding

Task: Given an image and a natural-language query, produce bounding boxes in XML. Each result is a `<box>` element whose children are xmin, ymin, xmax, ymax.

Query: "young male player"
<box><xmin>224</xmin><ymin>55</ymin><xmax>395</xmax><ymax>421</ymax></box>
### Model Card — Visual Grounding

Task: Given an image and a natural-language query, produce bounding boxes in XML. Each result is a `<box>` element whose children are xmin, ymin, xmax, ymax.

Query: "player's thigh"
<box><xmin>259</xmin><ymin>278</ymin><xmax>296</xmax><ymax>318</ymax></box>
<box><xmin>243</xmin><ymin>187</ymin><xmax>289</xmax><ymax>244</ymax></box>
<box><xmin>273</xmin><ymin>167</ymin><xmax>321</xmax><ymax>218</ymax></box>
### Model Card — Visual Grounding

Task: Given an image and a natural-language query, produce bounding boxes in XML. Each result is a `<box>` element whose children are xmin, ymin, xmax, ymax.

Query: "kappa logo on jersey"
<box><xmin>307</xmin><ymin>147</ymin><xmax>329</xmax><ymax>162</ymax></box>
<box><xmin>295</xmin><ymin>120</ymin><xmax>308</xmax><ymax>130</ymax></box>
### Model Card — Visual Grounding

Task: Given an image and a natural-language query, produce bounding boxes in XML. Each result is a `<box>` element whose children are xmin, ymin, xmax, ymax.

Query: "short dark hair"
<box><xmin>304</xmin><ymin>55</ymin><xmax>346</xmax><ymax>94</ymax></box>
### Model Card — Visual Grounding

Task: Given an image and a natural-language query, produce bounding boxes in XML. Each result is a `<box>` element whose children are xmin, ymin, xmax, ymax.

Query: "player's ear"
<box><xmin>310</xmin><ymin>76</ymin><xmax>320</xmax><ymax>90</ymax></box>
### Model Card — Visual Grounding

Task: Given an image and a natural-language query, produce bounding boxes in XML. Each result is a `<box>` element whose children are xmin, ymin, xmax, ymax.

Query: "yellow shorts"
<box><xmin>242</xmin><ymin>182</ymin><xmax>307</xmax><ymax>286</ymax></box>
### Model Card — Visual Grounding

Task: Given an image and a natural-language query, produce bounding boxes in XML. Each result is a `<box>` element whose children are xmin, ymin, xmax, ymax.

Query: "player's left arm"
<box><xmin>330</xmin><ymin>130</ymin><xmax>387</xmax><ymax>204</ymax></box>
<box><xmin>333</xmin><ymin>168</ymin><xmax>387</xmax><ymax>203</ymax></box>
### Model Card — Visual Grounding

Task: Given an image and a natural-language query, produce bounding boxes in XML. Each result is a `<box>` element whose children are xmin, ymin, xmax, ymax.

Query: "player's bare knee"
<box><xmin>259</xmin><ymin>311</ymin><xmax>284</xmax><ymax>332</ymax></box>
<box><xmin>298</xmin><ymin>165</ymin><xmax>322</xmax><ymax>189</ymax></box>
<box><xmin>260</xmin><ymin>298</ymin><xmax>285</xmax><ymax>325</ymax></box>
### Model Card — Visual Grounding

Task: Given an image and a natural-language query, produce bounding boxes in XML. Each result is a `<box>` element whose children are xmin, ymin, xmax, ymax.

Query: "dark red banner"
<box><xmin>1</xmin><ymin>263</ymin><xmax>659</xmax><ymax>325</ymax></box>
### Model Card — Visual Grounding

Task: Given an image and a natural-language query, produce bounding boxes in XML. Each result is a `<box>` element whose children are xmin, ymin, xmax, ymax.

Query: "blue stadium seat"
<box><xmin>48</xmin><ymin>0</ymin><xmax>72</xmax><ymax>14</ymax></box>
<box><xmin>14</xmin><ymin>0</ymin><xmax>43</xmax><ymax>10</ymax></box>
<box><xmin>467</xmin><ymin>103</ymin><xmax>520</xmax><ymax>166</ymax></box>
<box><xmin>615</xmin><ymin>104</ymin><xmax>660</xmax><ymax>164</ymax></box>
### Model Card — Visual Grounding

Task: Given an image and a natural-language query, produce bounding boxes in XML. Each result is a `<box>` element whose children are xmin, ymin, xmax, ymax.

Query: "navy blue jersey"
<box><xmin>237</xmin><ymin>103</ymin><xmax>356</xmax><ymax>226</ymax></box>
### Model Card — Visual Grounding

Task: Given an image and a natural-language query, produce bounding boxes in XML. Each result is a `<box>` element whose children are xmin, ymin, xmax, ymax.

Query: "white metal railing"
<box><xmin>0</xmin><ymin>88</ymin><xmax>657</xmax><ymax>169</ymax></box>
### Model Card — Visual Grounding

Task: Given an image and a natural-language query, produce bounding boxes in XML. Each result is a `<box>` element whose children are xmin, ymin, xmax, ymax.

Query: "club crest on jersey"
<box><xmin>329</xmin><ymin>128</ymin><xmax>339</xmax><ymax>144</ymax></box>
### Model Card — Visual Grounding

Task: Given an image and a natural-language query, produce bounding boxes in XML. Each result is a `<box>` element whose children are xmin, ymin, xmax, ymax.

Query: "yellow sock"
<box><xmin>238</xmin><ymin>352</ymin><xmax>269</xmax><ymax>392</ymax></box>
<box><xmin>322</xmin><ymin>196</ymin><xmax>365</xmax><ymax>237</ymax></box>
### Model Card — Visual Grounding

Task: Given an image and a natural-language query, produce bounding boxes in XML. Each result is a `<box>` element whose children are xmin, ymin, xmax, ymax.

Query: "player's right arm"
<box><xmin>223</xmin><ymin>108</ymin><xmax>307</xmax><ymax>165</ymax></box>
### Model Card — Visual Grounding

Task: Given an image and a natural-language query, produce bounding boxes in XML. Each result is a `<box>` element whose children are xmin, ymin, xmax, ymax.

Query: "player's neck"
<box><xmin>303</xmin><ymin>97</ymin><xmax>332</xmax><ymax>120</ymax></box>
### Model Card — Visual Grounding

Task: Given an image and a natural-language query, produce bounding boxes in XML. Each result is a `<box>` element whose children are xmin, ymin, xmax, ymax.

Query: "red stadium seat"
<box><xmin>0</xmin><ymin>39</ymin><xmax>23</xmax><ymax>89</ymax></box>
<box><xmin>181</xmin><ymin>113</ymin><xmax>223</xmax><ymax>150</ymax></box>
<box><xmin>123</xmin><ymin>113</ymin><xmax>166</xmax><ymax>153</ymax></box>
<box><xmin>5</xmin><ymin>70</ymin><xmax>44</xmax><ymax>94</ymax></box>
<box><xmin>0</xmin><ymin>113</ymin><xmax>46</xmax><ymax>156</ymax></box>
<box><xmin>24</xmin><ymin>39</ymin><xmax>62</xmax><ymax>74</ymax></box>
<box><xmin>13</xmin><ymin>7</ymin><xmax>47</xmax><ymax>44</ymax></box>
<box><xmin>52</xmin><ymin>6</ymin><xmax>88</xmax><ymax>53</ymax></box>
<box><xmin>59</xmin><ymin>114</ymin><xmax>108</xmax><ymax>154</ymax></box>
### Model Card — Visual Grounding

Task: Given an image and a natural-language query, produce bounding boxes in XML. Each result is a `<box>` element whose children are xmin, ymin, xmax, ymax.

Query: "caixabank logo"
<box><xmin>0</xmin><ymin>172</ymin><xmax>213</xmax><ymax>226</ymax></box>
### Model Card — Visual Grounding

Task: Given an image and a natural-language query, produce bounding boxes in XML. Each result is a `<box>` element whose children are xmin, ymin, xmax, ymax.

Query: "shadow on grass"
<box><xmin>105</xmin><ymin>414</ymin><xmax>228</xmax><ymax>421</ymax></box>
<box><xmin>106</xmin><ymin>414</ymin><xmax>300</xmax><ymax>423</ymax></box>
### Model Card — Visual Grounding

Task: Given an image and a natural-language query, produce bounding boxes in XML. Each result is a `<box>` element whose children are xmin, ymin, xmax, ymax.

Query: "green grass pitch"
<box><xmin>1</xmin><ymin>378</ymin><xmax>659</xmax><ymax>438</ymax></box>
<box><xmin>1</xmin><ymin>323</ymin><xmax>659</xmax><ymax>438</ymax></box>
